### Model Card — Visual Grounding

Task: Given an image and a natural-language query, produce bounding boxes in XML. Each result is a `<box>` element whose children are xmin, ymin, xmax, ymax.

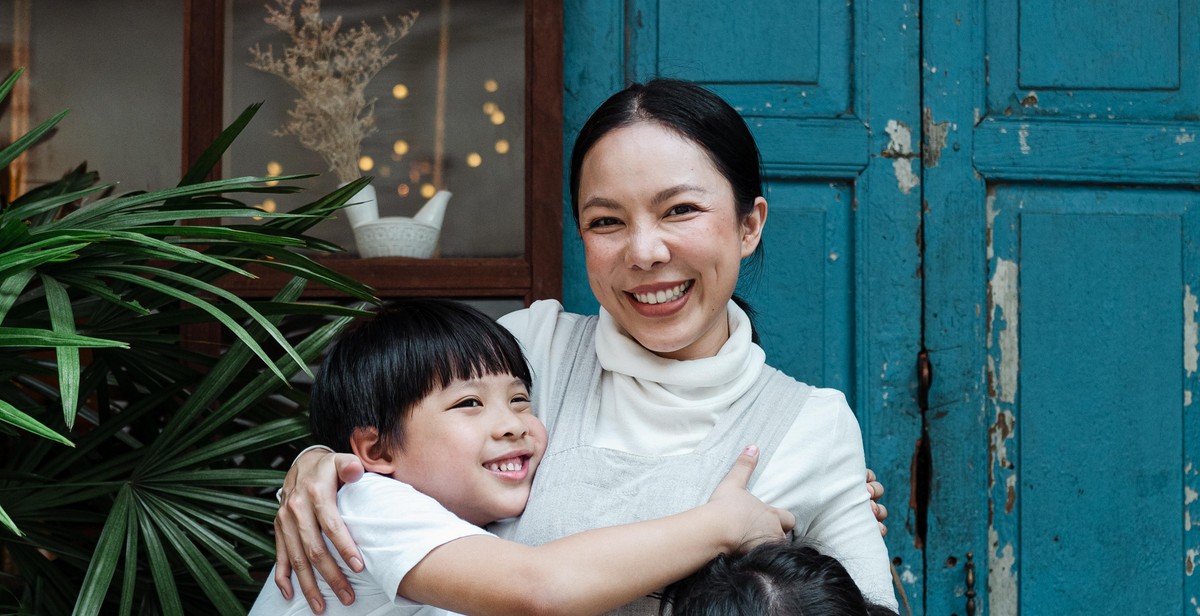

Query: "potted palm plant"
<box><xmin>0</xmin><ymin>68</ymin><xmax>378</xmax><ymax>615</ymax></box>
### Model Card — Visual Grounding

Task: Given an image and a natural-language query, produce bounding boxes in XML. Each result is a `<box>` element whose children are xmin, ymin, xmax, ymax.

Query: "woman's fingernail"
<box><xmin>339</xmin><ymin>589</ymin><xmax>354</xmax><ymax>605</ymax></box>
<box><xmin>744</xmin><ymin>445</ymin><xmax>759</xmax><ymax>457</ymax></box>
<box><xmin>309</xmin><ymin>597</ymin><xmax>323</xmax><ymax>613</ymax></box>
<box><xmin>350</xmin><ymin>556</ymin><xmax>364</xmax><ymax>571</ymax></box>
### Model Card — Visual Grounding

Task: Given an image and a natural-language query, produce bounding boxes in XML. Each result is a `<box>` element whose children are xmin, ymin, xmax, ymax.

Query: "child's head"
<box><xmin>309</xmin><ymin>298</ymin><xmax>546</xmax><ymax>525</ymax></box>
<box><xmin>663</xmin><ymin>540</ymin><xmax>898</xmax><ymax>616</ymax></box>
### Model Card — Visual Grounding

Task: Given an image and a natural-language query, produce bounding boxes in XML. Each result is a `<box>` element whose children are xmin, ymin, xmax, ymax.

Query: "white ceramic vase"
<box><xmin>339</xmin><ymin>181</ymin><xmax>452</xmax><ymax>259</ymax></box>
<box><xmin>339</xmin><ymin>182</ymin><xmax>379</xmax><ymax>228</ymax></box>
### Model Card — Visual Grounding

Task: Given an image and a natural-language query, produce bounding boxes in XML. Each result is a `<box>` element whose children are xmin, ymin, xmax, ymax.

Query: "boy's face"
<box><xmin>389</xmin><ymin>373</ymin><xmax>546</xmax><ymax>526</ymax></box>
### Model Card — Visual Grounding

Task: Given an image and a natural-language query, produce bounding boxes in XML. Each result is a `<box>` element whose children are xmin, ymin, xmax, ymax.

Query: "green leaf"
<box><xmin>118</xmin><ymin>502</ymin><xmax>140</xmax><ymax>616</ymax></box>
<box><xmin>178</xmin><ymin>103</ymin><xmax>261</xmax><ymax>187</ymax></box>
<box><xmin>72</xmin><ymin>484</ymin><xmax>131</xmax><ymax>616</ymax></box>
<box><xmin>133</xmin><ymin>501</ymin><xmax>184</xmax><ymax>616</ymax></box>
<box><xmin>40</xmin><ymin>275</ymin><xmax>81</xmax><ymax>427</ymax></box>
<box><xmin>100</xmin><ymin>269</ymin><xmax>291</xmax><ymax>382</ymax></box>
<box><xmin>0</xmin><ymin>398</ymin><xmax>73</xmax><ymax>447</ymax></box>
<box><xmin>0</xmin><ymin>327</ymin><xmax>127</xmax><ymax>348</ymax></box>
<box><xmin>143</xmin><ymin>499</ymin><xmax>246</xmax><ymax>616</ymax></box>
<box><xmin>0</xmin><ymin>67</ymin><xmax>25</xmax><ymax>103</ymax></box>
<box><xmin>139</xmin><ymin>491</ymin><xmax>252</xmax><ymax>583</ymax></box>
<box><xmin>0</xmin><ymin>241</ymin><xmax>89</xmax><ymax>281</ymax></box>
<box><xmin>0</xmin><ymin>269</ymin><xmax>35</xmax><ymax>321</ymax></box>
<box><xmin>115</xmin><ymin>264</ymin><xmax>309</xmax><ymax>376</ymax></box>
<box><xmin>0</xmin><ymin>108</ymin><xmax>69</xmax><ymax>171</ymax></box>
<box><xmin>156</xmin><ymin>416</ymin><xmax>307</xmax><ymax>473</ymax></box>
<box><xmin>0</xmin><ymin>501</ymin><xmax>23</xmax><ymax>536</ymax></box>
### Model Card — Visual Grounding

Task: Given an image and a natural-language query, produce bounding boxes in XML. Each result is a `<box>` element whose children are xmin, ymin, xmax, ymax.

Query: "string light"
<box><xmin>490</xmin><ymin>110</ymin><xmax>505</xmax><ymax>125</ymax></box>
<box><xmin>466</xmin><ymin>152</ymin><xmax>482</xmax><ymax>167</ymax></box>
<box><xmin>495</xmin><ymin>139</ymin><xmax>510</xmax><ymax>154</ymax></box>
<box><xmin>483</xmin><ymin>101</ymin><xmax>498</xmax><ymax>114</ymax></box>
<box><xmin>397</xmin><ymin>183</ymin><xmax>410</xmax><ymax>197</ymax></box>
<box><xmin>358</xmin><ymin>155</ymin><xmax>375</xmax><ymax>172</ymax></box>
<box><xmin>392</xmin><ymin>84</ymin><xmax>409</xmax><ymax>99</ymax></box>
<box><xmin>484</xmin><ymin>79</ymin><xmax>498</xmax><ymax>92</ymax></box>
<box><xmin>265</xmin><ymin>161</ymin><xmax>282</xmax><ymax>186</ymax></box>
<box><xmin>393</xmin><ymin>140</ymin><xmax>409</xmax><ymax>156</ymax></box>
<box><xmin>420</xmin><ymin>183</ymin><xmax>436</xmax><ymax>198</ymax></box>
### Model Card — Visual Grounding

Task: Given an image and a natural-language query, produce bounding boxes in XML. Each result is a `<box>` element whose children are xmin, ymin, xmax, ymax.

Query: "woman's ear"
<box><xmin>349</xmin><ymin>427</ymin><xmax>397</xmax><ymax>475</ymax></box>
<box><xmin>739</xmin><ymin>197</ymin><xmax>768</xmax><ymax>257</ymax></box>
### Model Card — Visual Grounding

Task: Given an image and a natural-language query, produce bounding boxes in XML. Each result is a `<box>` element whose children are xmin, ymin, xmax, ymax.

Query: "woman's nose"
<box><xmin>625</xmin><ymin>225</ymin><xmax>669</xmax><ymax>270</ymax></box>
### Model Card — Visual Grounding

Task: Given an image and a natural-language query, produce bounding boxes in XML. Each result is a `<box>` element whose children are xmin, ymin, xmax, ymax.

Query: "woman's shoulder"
<box><xmin>763</xmin><ymin>367</ymin><xmax>854</xmax><ymax>417</ymax></box>
<box><xmin>498</xmin><ymin>300</ymin><xmax>594</xmax><ymax>353</ymax></box>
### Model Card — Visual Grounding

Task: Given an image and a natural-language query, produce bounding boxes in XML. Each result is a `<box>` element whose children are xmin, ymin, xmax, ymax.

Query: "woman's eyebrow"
<box><xmin>652</xmin><ymin>184</ymin><xmax>708</xmax><ymax>206</ymax></box>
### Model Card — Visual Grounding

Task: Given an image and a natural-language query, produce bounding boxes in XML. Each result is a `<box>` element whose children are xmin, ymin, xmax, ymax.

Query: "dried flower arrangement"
<box><xmin>248</xmin><ymin>0</ymin><xmax>418</xmax><ymax>183</ymax></box>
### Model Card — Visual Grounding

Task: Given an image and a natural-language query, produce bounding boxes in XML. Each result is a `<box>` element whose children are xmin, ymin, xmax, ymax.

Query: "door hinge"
<box><xmin>965</xmin><ymin>551</ymin><xmax>977</xmax><ymax>615</ymax></box>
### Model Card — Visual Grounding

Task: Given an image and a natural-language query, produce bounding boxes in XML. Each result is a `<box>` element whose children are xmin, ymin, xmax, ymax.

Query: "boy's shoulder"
<box><xmin>336</xmin><ymin>473</ymin><xmax>492</xmax><ymax>539</ymax></box>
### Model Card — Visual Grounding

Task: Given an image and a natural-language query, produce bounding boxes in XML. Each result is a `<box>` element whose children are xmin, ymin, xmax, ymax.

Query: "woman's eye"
<box><xmin>667</xmin><ymin>204</ymin><xmax>699</xmax><ymax>216</ymax></box>
<box><xmin>585</xmin><ymin>216</ymin><xmax>621</xmax><ymax>229</ymax></box>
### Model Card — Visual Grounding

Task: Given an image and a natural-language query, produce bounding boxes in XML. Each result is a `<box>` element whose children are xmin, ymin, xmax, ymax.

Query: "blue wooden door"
<box><xmin>561</xmin><ymin>0</ymin><xmax>927</xmax><ymax>608</ymax></box>
<box><xmin>564</xmin><ymin>1</ymin><xmax>1199</xmax><ymax>613</ymax></box>
<box><xmin>923</xmin><ymin>1</ymin><xmax>1200</xmax><ymax>614</ymax></box>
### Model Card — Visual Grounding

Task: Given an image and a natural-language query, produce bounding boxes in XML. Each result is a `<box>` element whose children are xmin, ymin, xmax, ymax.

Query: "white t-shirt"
<box><xmin>249</xmin><ymin>473</ymin><xmax>489</xmax><ymax>616</ymax></box>
<box><xmin>497</xmin><ymin>300</ymin><xmax>897</xmax><ymax>610</ymax></box>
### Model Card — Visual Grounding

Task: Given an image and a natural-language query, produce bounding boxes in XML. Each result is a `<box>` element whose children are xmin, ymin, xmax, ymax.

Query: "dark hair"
<box><xmin>663</xmin><ymin>541</ymin><xmax>898</xmax><ymax>616</ymax></box>
<box><xmin>308</xmin><ymin>298</ymin><xmax>533</xmax><ymax>454</ymax></box>
<box><xmin>569</xmin><ymin>78</ymin><xmax>767</xmax><ymax>337</ymax></box>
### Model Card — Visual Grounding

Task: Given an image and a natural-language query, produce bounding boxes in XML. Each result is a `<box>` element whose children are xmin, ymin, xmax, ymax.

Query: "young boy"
<box><xmin>249</xmin><ymin>298</ymin><xmax>793</xmax><ymax>615</ymax></box>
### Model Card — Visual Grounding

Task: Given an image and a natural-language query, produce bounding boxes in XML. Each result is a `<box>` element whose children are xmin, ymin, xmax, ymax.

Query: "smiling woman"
<box><xmin>275</xmin><ymin>79</ymin><xmax>895</xmax><ymax>616</ymax></box>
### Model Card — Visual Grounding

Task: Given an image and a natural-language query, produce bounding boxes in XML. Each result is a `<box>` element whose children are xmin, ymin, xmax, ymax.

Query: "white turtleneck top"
<box><xmin>498</xmin><ymin>299</ymin><xmax>897</xmax><ymax>610</ymax></box>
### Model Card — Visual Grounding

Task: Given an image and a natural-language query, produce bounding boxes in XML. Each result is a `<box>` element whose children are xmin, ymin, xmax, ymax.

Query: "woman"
<box><xmin>275</xmin><ymin>79</ymin><xmax>896</xmax><ymax>614</ymax></box>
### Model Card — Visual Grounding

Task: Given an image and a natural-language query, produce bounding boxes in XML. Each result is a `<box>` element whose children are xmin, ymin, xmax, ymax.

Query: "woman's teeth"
<box><xmin>488</xmin><ymin>459</ymin><xmax>522</xmax><ymax>472</ymax></box>
<box><xmin>633</xmin><ymin>281</ymin><xmax>691</xmax><ymax>305</ymax></box>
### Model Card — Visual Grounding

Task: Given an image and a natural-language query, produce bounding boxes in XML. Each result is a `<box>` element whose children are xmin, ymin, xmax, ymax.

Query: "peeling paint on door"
<box><xmin>923</xmin><ymin>107</ymin><xmax>950</xmax><ymax>168</ymax></box>
<box><xmin>1186</xmin><ymin>285</ymin><xmax>1198</xmax><ymax>379</ymax></box>
<box><xmin>989</xmin><ymin>259</ymin><xmax>1020</xmax><ymax>404</ymax></box>
<box><xmin>1018</xmin><ymin>123</ymin><xmax>1031</xmax><ymax>155</ymax></box>
<box><xmin>885</xmin><ymin>119</ymin><xmax>920</xmax><ymax>194</ymax></box>
<box><xmin>989</xmin><ymin>527</ymin><xmax>1018</xmax><ymax>616</ymax></box>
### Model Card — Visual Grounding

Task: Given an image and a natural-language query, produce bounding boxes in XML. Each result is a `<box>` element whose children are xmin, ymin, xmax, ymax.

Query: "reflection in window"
<box><xmin>228</xmin><ymin>0</ymin><xmax>525</xmax><ymax>259</ymax></box>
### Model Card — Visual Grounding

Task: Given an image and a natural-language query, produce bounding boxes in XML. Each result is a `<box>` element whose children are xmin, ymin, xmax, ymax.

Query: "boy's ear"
<box><xmin>349</xmin><ymin>427</ymin><xmax>397</xmax><ymax>474</ymax></box>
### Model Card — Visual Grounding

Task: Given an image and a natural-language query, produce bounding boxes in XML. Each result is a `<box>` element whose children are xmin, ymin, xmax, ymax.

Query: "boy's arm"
<box><xmin>399</xmin><ymin>447</ymin><xmax>794</xmax><ymax>616</ymax></box>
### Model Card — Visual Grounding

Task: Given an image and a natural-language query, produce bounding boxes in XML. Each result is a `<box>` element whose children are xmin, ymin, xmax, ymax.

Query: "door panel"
<box><xmin>563</xmin><ymin>0</ymin><xmax>924</xmax><ymax>607</ymax></box>
<box><xmin>926</xmin><ymin>0</ymin><xmax>1200</xmax><ymax>613</ymax></box>
<box><xmin>986</xmin><ymin>187</ymin><xmax>1194</xmax><ymax>614</ymax></box>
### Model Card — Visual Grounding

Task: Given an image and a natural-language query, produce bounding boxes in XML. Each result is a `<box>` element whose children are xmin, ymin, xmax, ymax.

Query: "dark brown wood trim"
<box><xmin>220</xmin><ymin>258</ymin><xmax>532</xmax><ymax>299</ymax></box>
<box><xmin>525</xmin><ymin>0</ymin><xmax>564</xmax><ymax>304</ymax></box>
<box><xmin>183</xmin><ymin>0</ymin><xmax>224</xmax><ymax>179</ymax></box>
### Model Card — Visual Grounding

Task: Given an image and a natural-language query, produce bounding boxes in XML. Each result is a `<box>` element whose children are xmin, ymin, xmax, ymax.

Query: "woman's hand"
<box><xmin>866</xmin><ymin>467</ymin><xmax>888</xmax><ymax>537</ymax></box>
<box><xmin>274</xmin><ymin>448</ymin><xmax>365</xmax><ymax>613</ymax></box>
<box><xmin>705</xmin><ymin>446</ymin><xmax>797</xmax><ymax>553</ymax></box>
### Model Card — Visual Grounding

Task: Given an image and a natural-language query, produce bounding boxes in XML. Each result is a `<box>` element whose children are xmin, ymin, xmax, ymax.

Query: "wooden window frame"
<box><xmin>183</xmin><ymin>0</ymin><xmax>562</xmax><ymax>304</ymax></box>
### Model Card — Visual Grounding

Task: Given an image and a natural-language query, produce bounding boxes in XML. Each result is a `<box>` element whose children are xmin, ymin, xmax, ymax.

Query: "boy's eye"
<box><xmin>452</xmin><ymin>398</ymin><xmax>483</xmax><ymax>409</ymax></box>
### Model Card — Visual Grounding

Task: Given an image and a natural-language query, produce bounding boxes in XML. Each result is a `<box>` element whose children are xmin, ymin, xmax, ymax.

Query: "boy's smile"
<box><xmin>387</xmin><ymin>373</ymin><xmax>546</xmax><ymax>526</ymax></box>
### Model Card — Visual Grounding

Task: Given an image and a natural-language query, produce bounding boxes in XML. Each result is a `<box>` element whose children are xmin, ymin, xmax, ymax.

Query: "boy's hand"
<box><xmin>706</xmin><ymin>445</ymin><xmax>796</xmax><ymax>553</ymax></box>
<box><xmin>274</xmin><ymin>448</ymin><xmax>365</xmax><ymax>613</ymax></box>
